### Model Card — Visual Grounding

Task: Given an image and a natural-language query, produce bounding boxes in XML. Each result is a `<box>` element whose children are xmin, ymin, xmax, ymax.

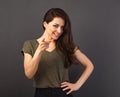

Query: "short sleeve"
<box><xmin>21</xmin><ymin>40</ymin><xmax>32</xmax><ymax>56</ymax></box>
<box><xmin>74</xmin><ymin>46</ymin><xmax>79</xmax><ymax>52</ymax></box>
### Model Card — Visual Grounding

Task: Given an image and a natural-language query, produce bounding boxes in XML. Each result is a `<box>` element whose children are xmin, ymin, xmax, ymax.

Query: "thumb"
<box><xmin>42</xmin><ymin>38</ymin><xmax>45</xmax><ymax>42</ymax></box>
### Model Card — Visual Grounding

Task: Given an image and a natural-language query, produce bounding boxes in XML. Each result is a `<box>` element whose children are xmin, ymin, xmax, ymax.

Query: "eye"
<box><xmin>61</xmin><ymin>26</ymin><xmax>64</xmax><ymax>30</ymax></box>
<box><xmin>53</xmin><ymin>24</ymin><xmax>59</xmax><ymax>28</ymax></box>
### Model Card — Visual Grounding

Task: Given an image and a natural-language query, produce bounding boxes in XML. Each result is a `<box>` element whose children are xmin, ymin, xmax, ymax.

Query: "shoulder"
<box><xmin>25</xmin><ymin>39</ymin><xmax>36</xmax><ymax>43</ymax></box>
<box><xmin>22</xmin><ymin>39</ymin><xmax>38</xmax><ymax>56</ymax></box>
<box><xmin>73</xmin><ymin>46</ymin><xmax>83</xmax><ymax>57</ymax></box>
<box><xmin>23</xmin><ymin>39</ymin><xmax>37</xmax><ymax>45</ymax></box>
<box><xmin>74</xmin><ymin>46</ymin><xmax>78</xmax><ymax>51</ymax></box>
<box><xmin>22</xmin><ymin>39</ymin><xmax>38</xmax><ymax>50</ymax></box>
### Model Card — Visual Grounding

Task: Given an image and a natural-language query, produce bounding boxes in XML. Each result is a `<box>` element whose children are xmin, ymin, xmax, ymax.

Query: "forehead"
<box><xmin>49</xmin><ymin>17</ymin><xmax>65</xmax><ymax>26</ymax></box>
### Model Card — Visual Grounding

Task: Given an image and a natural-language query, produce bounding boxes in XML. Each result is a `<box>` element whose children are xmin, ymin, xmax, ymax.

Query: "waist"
<box><xmin>36</xmin><ymin>87</ymin><xmax>62</xmax><ymax>91</ymax></box>
<box><xmin>34</xmin><ymin>87</ymin><xmax>73</xmax><ymax>97</ymax></box>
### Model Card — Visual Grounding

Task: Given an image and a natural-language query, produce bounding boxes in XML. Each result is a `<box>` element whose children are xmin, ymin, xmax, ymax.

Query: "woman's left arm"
<box><xmin>61</xmin><ymin>49</ymin><xmax>94</xmax><ymax>94</ymax></box>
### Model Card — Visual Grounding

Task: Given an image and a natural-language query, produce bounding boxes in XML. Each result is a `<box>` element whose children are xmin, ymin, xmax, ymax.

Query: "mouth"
<box><xmin>53</xmin><ymin>32</ymin><xmax>60</xmax><ymax>38</ymax></box>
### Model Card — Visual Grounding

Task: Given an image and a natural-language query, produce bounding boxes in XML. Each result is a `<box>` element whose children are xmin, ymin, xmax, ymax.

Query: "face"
<box><xmin>43</xmin><ymin>17</ymin><xmax>65</xmax><ymax>40</ymax></box>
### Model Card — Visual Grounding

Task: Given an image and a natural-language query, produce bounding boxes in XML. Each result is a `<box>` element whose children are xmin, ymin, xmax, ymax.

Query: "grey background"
<box><xmin>0</xmin><ymin>0</ymin><xmax>120</xmax><ymax>97</ymax></box>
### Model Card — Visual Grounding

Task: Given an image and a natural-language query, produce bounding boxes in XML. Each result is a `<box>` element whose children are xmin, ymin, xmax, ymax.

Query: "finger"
<box><xmin>40</xmin><ymin>41</ymin><xmax>49</xmax><ymax>47</ymax></box>
<box><xmin>45</xmin><ymin>41</ymin><xmax>50</xmax><ymax>45</ymax></box>
<box><xmin>62</xmin><ymin>87</ymin><xmax>70</xmax><ymax>91</ymax></box>
<box><xmin>39</xmin><ymin>45</ymin><xmax>46</xmax><ymax>51</ymax></box>
<box><xmin>66</xmin><ymin>89</ymin><xmax>72</xmax><ymax>95</ymax></box>
<box><xmin>42</xmin><ymin>38</ymin><xmax>51</xmax><ymax>44</ymax></box>
<box><xmin>61</xmin><ymin>84</ymin><xmax>67</xmax><ymax>88</ymax></box>
<box><xmin>61</xmin><ymin>82</ymin><xmax>68</xmax><ymax>85</ymax></box>
<box><xmin>41</xmin><ymin>44</ymin><xmax>48</xmax><ymax>48</ymax></box>
<box><xmin>39</xmin><ymin>44</ymin><xmax>48</xmax><ymax>51</ymax></box>
<box><xmin>42</xmin><ymin>38</ymin><xmax>45</xmax><ymax>42</ymax></box>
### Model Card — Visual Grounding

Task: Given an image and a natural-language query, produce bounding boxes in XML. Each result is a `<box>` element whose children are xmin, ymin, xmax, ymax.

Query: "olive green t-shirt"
<box><xmin>21</xmin><ymin>40</ymin><xmax>69</xmax><ymax>88</ymax></box>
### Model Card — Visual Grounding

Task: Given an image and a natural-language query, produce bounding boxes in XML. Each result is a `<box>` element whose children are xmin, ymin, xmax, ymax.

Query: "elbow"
<box><xmin>85</xmin><ymin>63</ymin><xmax>94</xmax><ymax>73</ymax></box>
<box><xmin>26</xmin><ymin>75</ymin><xmax>33</xmax><ymax>79</ymax></box>
<box><xmin>24</xmin><ymin>71</ymin><xmax>33</xmax><ymax>79</ymax></box>
<box><xmin>90</xmin><ymin>63</ymin><xmax>94</xmax><ymax>73</ymax></box>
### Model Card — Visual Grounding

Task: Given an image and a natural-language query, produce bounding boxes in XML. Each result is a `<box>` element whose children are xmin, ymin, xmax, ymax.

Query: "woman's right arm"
<box><xmin>23</xmin><ymin>49</ymin><xmax>42</xmax><ymax>79</ymax></box>
<box><xmin>23</xmin><ymin>39</ymin><xmax>50</xmax><ymax>79</ymax></box>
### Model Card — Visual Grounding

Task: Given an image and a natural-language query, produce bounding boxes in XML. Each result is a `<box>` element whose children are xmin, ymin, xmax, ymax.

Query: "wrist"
<box><xmin>36</xmin><ymin>48</ymin><xmax>43</xmax><ymax>54</ymax></box>
<box><xmin>75</xmin><ymin>81</ymin><xmax>82</xmax><ymax>89</ymax></box>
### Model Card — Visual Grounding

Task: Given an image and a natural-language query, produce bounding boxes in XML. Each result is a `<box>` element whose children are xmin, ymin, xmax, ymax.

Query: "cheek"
<box><xmin>48</xmin><ymin>26</ymin><xmax>55</xmax><ymax>31</ymax></box>
<box><xmin>59</xmin><ymin>32</ymin><xmax>63</xmax><ymax>36</ymax></box>
<box><xmin>45</xmin><ymin>27</ymin><xmax>53</xmax><ymax>34</ymax></box>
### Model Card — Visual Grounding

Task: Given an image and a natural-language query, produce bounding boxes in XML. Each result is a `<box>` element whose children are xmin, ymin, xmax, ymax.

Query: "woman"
<box><xmin>21</xmin><ymin>8</ymin><xmax>94</xmax><ymax>97</ymax></box>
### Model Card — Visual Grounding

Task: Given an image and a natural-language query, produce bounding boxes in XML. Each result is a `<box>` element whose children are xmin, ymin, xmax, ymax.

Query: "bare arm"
<box><xmin>61</xmin><ymin>49</ymin><xmax>94</xmax><ymax>94</ymax></box>
<box><xmin>74</xmin><ymin>49</ymin><xmax>94</xmax><ymax>88</ymax></box>
<box><xmin>23</xmin><ymin>49</ymin><xmax>42</xmax><ymax>79</ymax></box>
<box><xmin>23</xmin><ymin>39</ymin><xmax>50</xmax><ymax>79</ymax></box>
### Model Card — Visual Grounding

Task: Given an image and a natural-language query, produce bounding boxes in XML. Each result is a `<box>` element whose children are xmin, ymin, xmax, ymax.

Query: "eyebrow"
<box><xmin>53</xmin><ymin>23</ymin><xmax>64</xmax><ymax>27</ymax></box>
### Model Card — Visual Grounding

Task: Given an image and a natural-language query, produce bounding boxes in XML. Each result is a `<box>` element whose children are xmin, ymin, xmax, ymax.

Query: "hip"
<box><xmin>34</xmin><ymin>87</ymin><xmax>73</xmax><ymax>97</ymax></box>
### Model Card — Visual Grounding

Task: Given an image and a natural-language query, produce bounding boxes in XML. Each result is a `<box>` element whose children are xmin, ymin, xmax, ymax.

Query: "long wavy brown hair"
<box><xmin>43</xmin><ymin>8</ymin><xmax>77</xmax><ymax>68</ymax></box>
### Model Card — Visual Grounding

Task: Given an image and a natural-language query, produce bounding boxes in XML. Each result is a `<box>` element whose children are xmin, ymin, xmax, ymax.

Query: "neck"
<box><xmin>42</xmin><ymin>31</ymin><xmax>53</xmax><ymax>41</ymax></box>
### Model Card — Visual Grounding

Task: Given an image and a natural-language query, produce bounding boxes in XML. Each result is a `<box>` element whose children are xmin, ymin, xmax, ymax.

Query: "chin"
<box><xmin>52</xmin><ymin>36</ymin><xmax>60</xmax><ymax>40</ymax></box>
<box><xmin>53</xmin><ymin>38</ymin><xmax>58</xmax><ymax>41</ymax></box>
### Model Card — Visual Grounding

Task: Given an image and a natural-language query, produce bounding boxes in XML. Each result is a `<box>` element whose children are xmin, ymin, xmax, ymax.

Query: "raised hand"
<box><xmin>37</xmin><ymin>38</ymin><xmax>51</xmax><ymax>52</ymax></box>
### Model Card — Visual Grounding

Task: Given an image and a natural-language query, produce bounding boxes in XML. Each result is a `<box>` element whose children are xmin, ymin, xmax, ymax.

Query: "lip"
<box><xmin>53</xmin><ymin>32</ymin><xmax>60</xmax><ymax>37</ymax></box>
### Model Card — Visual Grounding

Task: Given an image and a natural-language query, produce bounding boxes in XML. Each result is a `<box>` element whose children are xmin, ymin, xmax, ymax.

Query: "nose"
<box><xmin>57</xmin><ymin>27</ymin><xmax>63</xmax><ymax>33</ymax></box>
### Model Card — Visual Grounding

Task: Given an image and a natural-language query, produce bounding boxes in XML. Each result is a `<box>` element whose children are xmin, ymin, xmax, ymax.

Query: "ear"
<box><xmin>43</xmin><ymin>21</ymin><xmax>48</xmax><ymax>29</ymax></box>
